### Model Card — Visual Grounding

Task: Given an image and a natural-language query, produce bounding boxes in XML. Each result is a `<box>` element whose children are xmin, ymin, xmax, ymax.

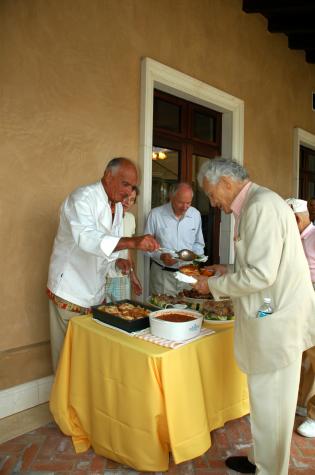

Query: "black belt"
<box><xmin>153</xmin><ymin>261</ymin><xmax>178</xmax><ymax>273</ymax></box>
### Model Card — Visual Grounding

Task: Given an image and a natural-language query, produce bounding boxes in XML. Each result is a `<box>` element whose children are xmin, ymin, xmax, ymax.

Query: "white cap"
<box><xmin>285</xmin><ymin>198</ymin><xmax>308</xmax><ymax>213</ymax></box>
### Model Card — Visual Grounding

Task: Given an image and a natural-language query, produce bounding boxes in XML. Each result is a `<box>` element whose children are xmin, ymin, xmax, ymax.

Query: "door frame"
<box><xmin>137</xmin><ymin>58</ymin><xmax>244</xmax><ymax>299</ymax></box>
<box><xmin>293</xmin><ymin>128</ymin><xmax>315</xmax><ymax>197</ymax></box>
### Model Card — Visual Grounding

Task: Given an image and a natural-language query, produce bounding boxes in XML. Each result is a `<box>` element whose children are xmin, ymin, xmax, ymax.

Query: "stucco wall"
<box><xmin>1</xmin><ymin>0</ymin><xmax>315</xmax><ymax>389</ymax></box>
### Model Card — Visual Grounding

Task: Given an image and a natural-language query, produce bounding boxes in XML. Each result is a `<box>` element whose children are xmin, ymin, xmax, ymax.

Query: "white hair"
<box><xmin>169</xmin><ymin>182</ymin><xmax>193</xmax><ymax>198</ymax></box>
<box><xmin>197</xmin><ymin>157</ymin><xmax>249</xmax><ymax>186</ymax></box>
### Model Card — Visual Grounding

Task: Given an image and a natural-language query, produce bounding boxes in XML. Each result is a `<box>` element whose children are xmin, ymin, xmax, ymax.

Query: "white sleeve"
<box><xmin>64</xmin><ymin>195</ymin><xmax>120</xmax><ymax>261</ymax></box>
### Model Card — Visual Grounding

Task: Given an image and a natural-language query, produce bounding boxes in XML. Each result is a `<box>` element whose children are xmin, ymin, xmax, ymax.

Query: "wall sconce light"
<box><xmin>152</xmin><ymin>150</ymin><xmax>167</xmax><ymax>160</ymax></box>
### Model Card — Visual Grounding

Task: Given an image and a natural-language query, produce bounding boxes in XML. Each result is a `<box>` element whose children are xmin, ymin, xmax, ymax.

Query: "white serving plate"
<box><xmin>149</xmin><ymin>308</ymin><xmax>203</xmax><ymax>341</ymax></box>
<box><xmin>174</xmin><ymin>271</ymin><xmax>197</xmax><ymax>284</ymax></box>
<box><xmin>204</xmin><ymin>317</ymin><xmax>235</xmax><ymax>325</ymax></box>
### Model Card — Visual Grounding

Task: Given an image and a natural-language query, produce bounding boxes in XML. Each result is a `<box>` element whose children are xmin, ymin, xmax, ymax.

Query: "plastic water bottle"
<box><xmin>256</xmin><ymin>297</ymin><xmax>273</xmax><ymax>318</ymax></box>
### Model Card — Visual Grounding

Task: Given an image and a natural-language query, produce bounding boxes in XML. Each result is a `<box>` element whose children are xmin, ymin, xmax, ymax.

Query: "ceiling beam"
<box><xmin>306</xmin><ymin>50</ymin><xmax>315</xmax><ymax>63</ymax></box>
<box><xmin>268</xmin><ymin>16</ymin><xmax>315</xmax><ymax>34</ymax></box>
<box><xmin>243</xmin><ymin>0</ymin><xmax>315</xmax><ymax>15</ymax></box>
<box><xmin>288</xmin><ymin>34</ymin><xmax>315</xmax><ymax>50</ymax></box>
<box><xmin>242</xmin><ymin>0</ymin><xmax>315</xmax><ymax>66</ymax></box>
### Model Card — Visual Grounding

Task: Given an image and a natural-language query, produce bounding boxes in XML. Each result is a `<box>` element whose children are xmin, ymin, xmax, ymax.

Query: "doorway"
<box><xmin>152</xmin><ymin>90</ymin><xmax>222</xmax><ymax>263</ymax></box>
<box><xmin>299</xmin><ymin>145</ymin><xmax>315</xmax><ymax>199</ymax></box>
<box><xmin>138</xmin><ymin>57</ymin><xmax>244</xmax><ymax>300</ymax></box>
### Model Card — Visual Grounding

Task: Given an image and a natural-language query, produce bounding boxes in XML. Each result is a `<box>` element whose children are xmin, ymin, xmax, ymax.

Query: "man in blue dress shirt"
<box><xmin>144</xmin><ymin>182</ymin><xmax>205</xmax><ymax>296</ymax></box>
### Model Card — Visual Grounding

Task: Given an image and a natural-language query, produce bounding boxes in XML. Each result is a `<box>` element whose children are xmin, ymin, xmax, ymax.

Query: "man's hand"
<box><xmin>204</xmin><ymin>264</ymin><xmax>227</xmax><ymax>276</ymax></box>
<box><xmin>160</xmin><ymin>253</ymin><xmax>177</xmax><ymax>266</ymax></box>
<box><xmin>193</xmin><ymin>275</ymin><xmax>212</xmax><ymax>294</ymax></box>
<box><xmin>116</xmin><ymin>258</ymin><xmax>131</xmax><ymax>275</ymax></box>
<box><xmin>130</xmin><ymin>270</ymin><xmax>142</xmax><ymax>296</ymax></box>
<box><xmin>132</xmin><ymin>234</ymin><xmax>160</xmax><ymax>252</ymax></box>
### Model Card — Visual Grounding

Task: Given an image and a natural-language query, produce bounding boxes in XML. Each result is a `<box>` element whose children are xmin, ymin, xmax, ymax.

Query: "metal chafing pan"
<box><xmin>92</xmin><ymin>299</ymin><xmax>159</xmax><ymax>333</ymax></box>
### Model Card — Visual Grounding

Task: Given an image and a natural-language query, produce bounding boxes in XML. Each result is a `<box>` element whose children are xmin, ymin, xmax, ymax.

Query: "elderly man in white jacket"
<box><xmin>194</xmin><ymin>158</ymin><xmax>315</xmax><ymax>475</ymax></box>
<box><xmin>47</xmin><ymin>157</ymin><xmax>160</xmax><ymax>371</ymax></box>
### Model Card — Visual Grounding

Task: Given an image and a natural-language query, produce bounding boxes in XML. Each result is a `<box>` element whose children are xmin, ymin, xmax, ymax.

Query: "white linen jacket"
<box><xmin>47</xmin><ymin>181</ymin><xmax>123</xmax><ymax>307</ymax></box>
<box><xmin>209</xmin><ymin>183</ymin><xmax>315</xmax><ymax>374</ymax></box>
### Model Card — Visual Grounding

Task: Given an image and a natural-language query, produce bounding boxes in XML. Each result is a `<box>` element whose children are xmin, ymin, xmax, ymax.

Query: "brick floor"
<box><xmin>0</xmin><ymin>414</ymin><xmax>314</xmax><ymax>474</ymax></box>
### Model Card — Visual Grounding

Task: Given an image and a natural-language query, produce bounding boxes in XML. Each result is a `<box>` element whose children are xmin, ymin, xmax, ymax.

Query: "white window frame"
<box><xmin>137</xmin><ymin>58</ymin><xmax>244</xmax><ymax>299</ymax></box>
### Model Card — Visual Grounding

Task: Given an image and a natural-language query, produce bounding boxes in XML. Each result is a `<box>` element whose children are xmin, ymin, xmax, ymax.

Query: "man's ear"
<box><xmin>220</xmin><ymin>176</ymin><xmax>232</xmax><ymax>189</ymax></box>
<box><xmin>103</xmin><ymin>169</ymin><xmax>112</xmax><ymax>184</ymax></box>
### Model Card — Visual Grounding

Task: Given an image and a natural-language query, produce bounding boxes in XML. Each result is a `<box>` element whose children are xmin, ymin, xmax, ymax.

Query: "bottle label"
<box><xmin>257</xmin><ymin>310</ymin><xmax>271</xmax><ymax>318</ymax></box>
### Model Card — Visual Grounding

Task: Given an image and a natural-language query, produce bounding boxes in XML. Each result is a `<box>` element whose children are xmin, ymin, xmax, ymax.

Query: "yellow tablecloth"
<box><xmin>50</xmin><ymin>316</ymin><xmax>249</xmax><ymax>471</ymax></box>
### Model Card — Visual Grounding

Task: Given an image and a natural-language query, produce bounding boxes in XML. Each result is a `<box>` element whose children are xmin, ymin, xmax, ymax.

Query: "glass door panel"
<box><xmin>151</xmin><ymin>147</ymin><xmax>179</xmax><ymax>208</ymax></box>
<box><xmin>299</xmin><ymin>146</ymin><xmax>315</xmax><ymax>199</ymax></box>
<box><xmin>154</xmin><ymin>98</ymin><xmax>181</xmax><ymax>133</ymax></box>
<box><xmin>192</xmin><ymin>111</ymin><xmax>215</xmax><ymax>142</ymax></box>
<box><xmin>308</xmin><ymin>179</ymin><xmax>315</xmax><ymax>198</ymax></box>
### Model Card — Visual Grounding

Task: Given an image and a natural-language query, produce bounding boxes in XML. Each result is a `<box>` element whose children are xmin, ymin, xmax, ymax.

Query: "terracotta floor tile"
<box><xmin>1</xmin><ymin>416</ymin><xmax>315</xmax><ymax>474</ymax></box>
<box><xmin>0</xmin><ymin>455</ymin><xmax>19</xmax><ymax>475</ymax></box>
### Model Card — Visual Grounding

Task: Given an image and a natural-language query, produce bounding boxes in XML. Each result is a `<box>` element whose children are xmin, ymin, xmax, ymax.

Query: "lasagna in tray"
<box><xmin>98</xmin><ymin>302</ymin><xmax>150</xmax><ymax>320</ymax></box>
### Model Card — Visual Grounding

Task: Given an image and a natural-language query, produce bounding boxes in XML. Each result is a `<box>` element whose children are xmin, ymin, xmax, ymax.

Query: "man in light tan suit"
<box><xmin>194</xmin><ymin>158</ymin><xmax>315</xmax><ymax>475</ymax></box>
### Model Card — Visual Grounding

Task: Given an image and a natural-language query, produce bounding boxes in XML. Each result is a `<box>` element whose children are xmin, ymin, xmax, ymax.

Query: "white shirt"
<box><xmin>47</xmin><ymin>181</ymin><xmax>124</xmax><ymax>307</ymax></box>
<box><xmin>144</xmin><ymin>202</ymin><xmax>205</xmax><ymax>269</ymax></box>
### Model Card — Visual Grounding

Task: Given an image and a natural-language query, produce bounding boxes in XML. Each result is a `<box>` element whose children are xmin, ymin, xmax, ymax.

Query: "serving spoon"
<box><xmin>176</xmin><ymin>249</ymin><xmax>198</xmax><ymax>261</ymax></box>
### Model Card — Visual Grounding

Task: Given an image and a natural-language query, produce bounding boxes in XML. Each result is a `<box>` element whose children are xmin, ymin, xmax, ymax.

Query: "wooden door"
<box><xmin>152</xmin><ymin>90</ymin><xmax>222</xmax><ymax>264</ymax></box>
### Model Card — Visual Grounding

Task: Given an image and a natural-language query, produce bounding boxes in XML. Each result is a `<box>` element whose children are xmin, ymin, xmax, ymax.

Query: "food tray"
<box><xmin>181</xmin><ymin>296</ymin><xmax>213</xmax><ymax>311</ymax></box>
<box><xmin>149</xmin><ymin>308</ymin><xmax>203</xmax><ymax>341</ymax></box>
<box><xmin>148</xmin><ymin>295</ymin><xmax>187</xmax><ymax>309</ymax></box>
<box><xmin>202</xmin><ymin>298</ymin><xmax>234</xmax><ymax>322</ymax></box>
<box><xmin>92</xmin><ymin>299</ymin><xmax>158</xmax><ymax>333</ymax></box>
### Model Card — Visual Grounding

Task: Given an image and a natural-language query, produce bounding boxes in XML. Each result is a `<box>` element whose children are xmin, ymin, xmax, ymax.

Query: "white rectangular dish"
<box><xmin>149</xmin><ymin>308</ymin><xmax>203</xmax><ymax>341</ymax></box>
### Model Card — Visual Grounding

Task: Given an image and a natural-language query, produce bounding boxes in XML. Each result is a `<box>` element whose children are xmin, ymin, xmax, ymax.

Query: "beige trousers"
<box><xmin>49</xmin><ymin>300</ymin><xmax>85</xmax><ymax>373</ymax></box>
<box><xmin>149</xmin><ymin>261</ymin><xmax>190</xmax><ymax>297</ymax></box>
<box><xmin>247</xmin><ymin>354</ymin><xmax>302</xmax><ymax>475</ymax></box>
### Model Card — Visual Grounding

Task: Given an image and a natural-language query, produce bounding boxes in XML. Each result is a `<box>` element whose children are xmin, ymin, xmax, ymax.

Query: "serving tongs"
<box><xmin>158</xmin><ymin>248</ymin><xmax>207</xmax><ymax>262</ymax></box>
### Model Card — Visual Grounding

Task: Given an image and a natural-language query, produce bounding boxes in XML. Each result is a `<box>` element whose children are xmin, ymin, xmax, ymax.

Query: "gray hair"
<box><xmin>197</xmin><ymin>158</ymin><xmax>249</xmax><ymax>186</ymax></box>
<box><xmin>169</xmin><ymin>182</ymin><xmax>194</xmax><ymax>198</ymax></box>
<box><xmin>105</xmin><ymin>157</ymin><xmax>133</xmax><ymax>176</ymax></box>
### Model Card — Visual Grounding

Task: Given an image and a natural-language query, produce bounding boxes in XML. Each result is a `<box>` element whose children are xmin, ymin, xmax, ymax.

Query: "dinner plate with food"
<box><xmin>178</xmin><ymin>264</ymin><xmax>215</xmax><ymax>277</ymax></box>
<box><xmin>202</xmin><ymin>298</ymin><xmax>235</xmax><ymax>324</ymax></box>
<box><xmin>203</xmin><ymin>315</ymin><xmax>235</xmax><ymax>325</ymax></box>
<box><xmin>174</xmin><ymin>264</ymin><xmax>215</xmax><ymax>284</ymax></box>
<box><xmin>174</xmin><ymin>271</ymin><xmax>197</xmax><ymax>284</ymax></box>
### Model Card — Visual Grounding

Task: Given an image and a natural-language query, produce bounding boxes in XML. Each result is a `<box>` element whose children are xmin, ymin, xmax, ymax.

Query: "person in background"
<box><xmin>193</xmin><ymin>158</ymin><xmax>315</xmax><ymax>475</ymax></box>
<box><xmin>144</xmin><ymin>182</ymin><xmax>205</xmax><ymax>296</ymax></box>
<box><xmin>105</xmin><ymin>186</ymin><xmax>142</xmax><ymax>301</ymax></box>
<box><xmin>47</xmin><ymin>157</ymin><xmax>160</xmax><ymax>371</ymax></box>
<box><xmin>307</xmin><ymin>196</ymin><xmax>315</xmax><ymax>225</ymax></box>
<box><xmin>286</xmin><ymin>198</ymin><xmax>315</xmax><ymax>438</ymax></box>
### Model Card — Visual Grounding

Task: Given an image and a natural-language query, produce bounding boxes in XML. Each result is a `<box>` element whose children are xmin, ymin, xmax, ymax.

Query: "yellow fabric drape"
<box><xmin>50</xmin><ymin>316</ymin><xmax>249</xmax><ymax>471</ymax></box>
